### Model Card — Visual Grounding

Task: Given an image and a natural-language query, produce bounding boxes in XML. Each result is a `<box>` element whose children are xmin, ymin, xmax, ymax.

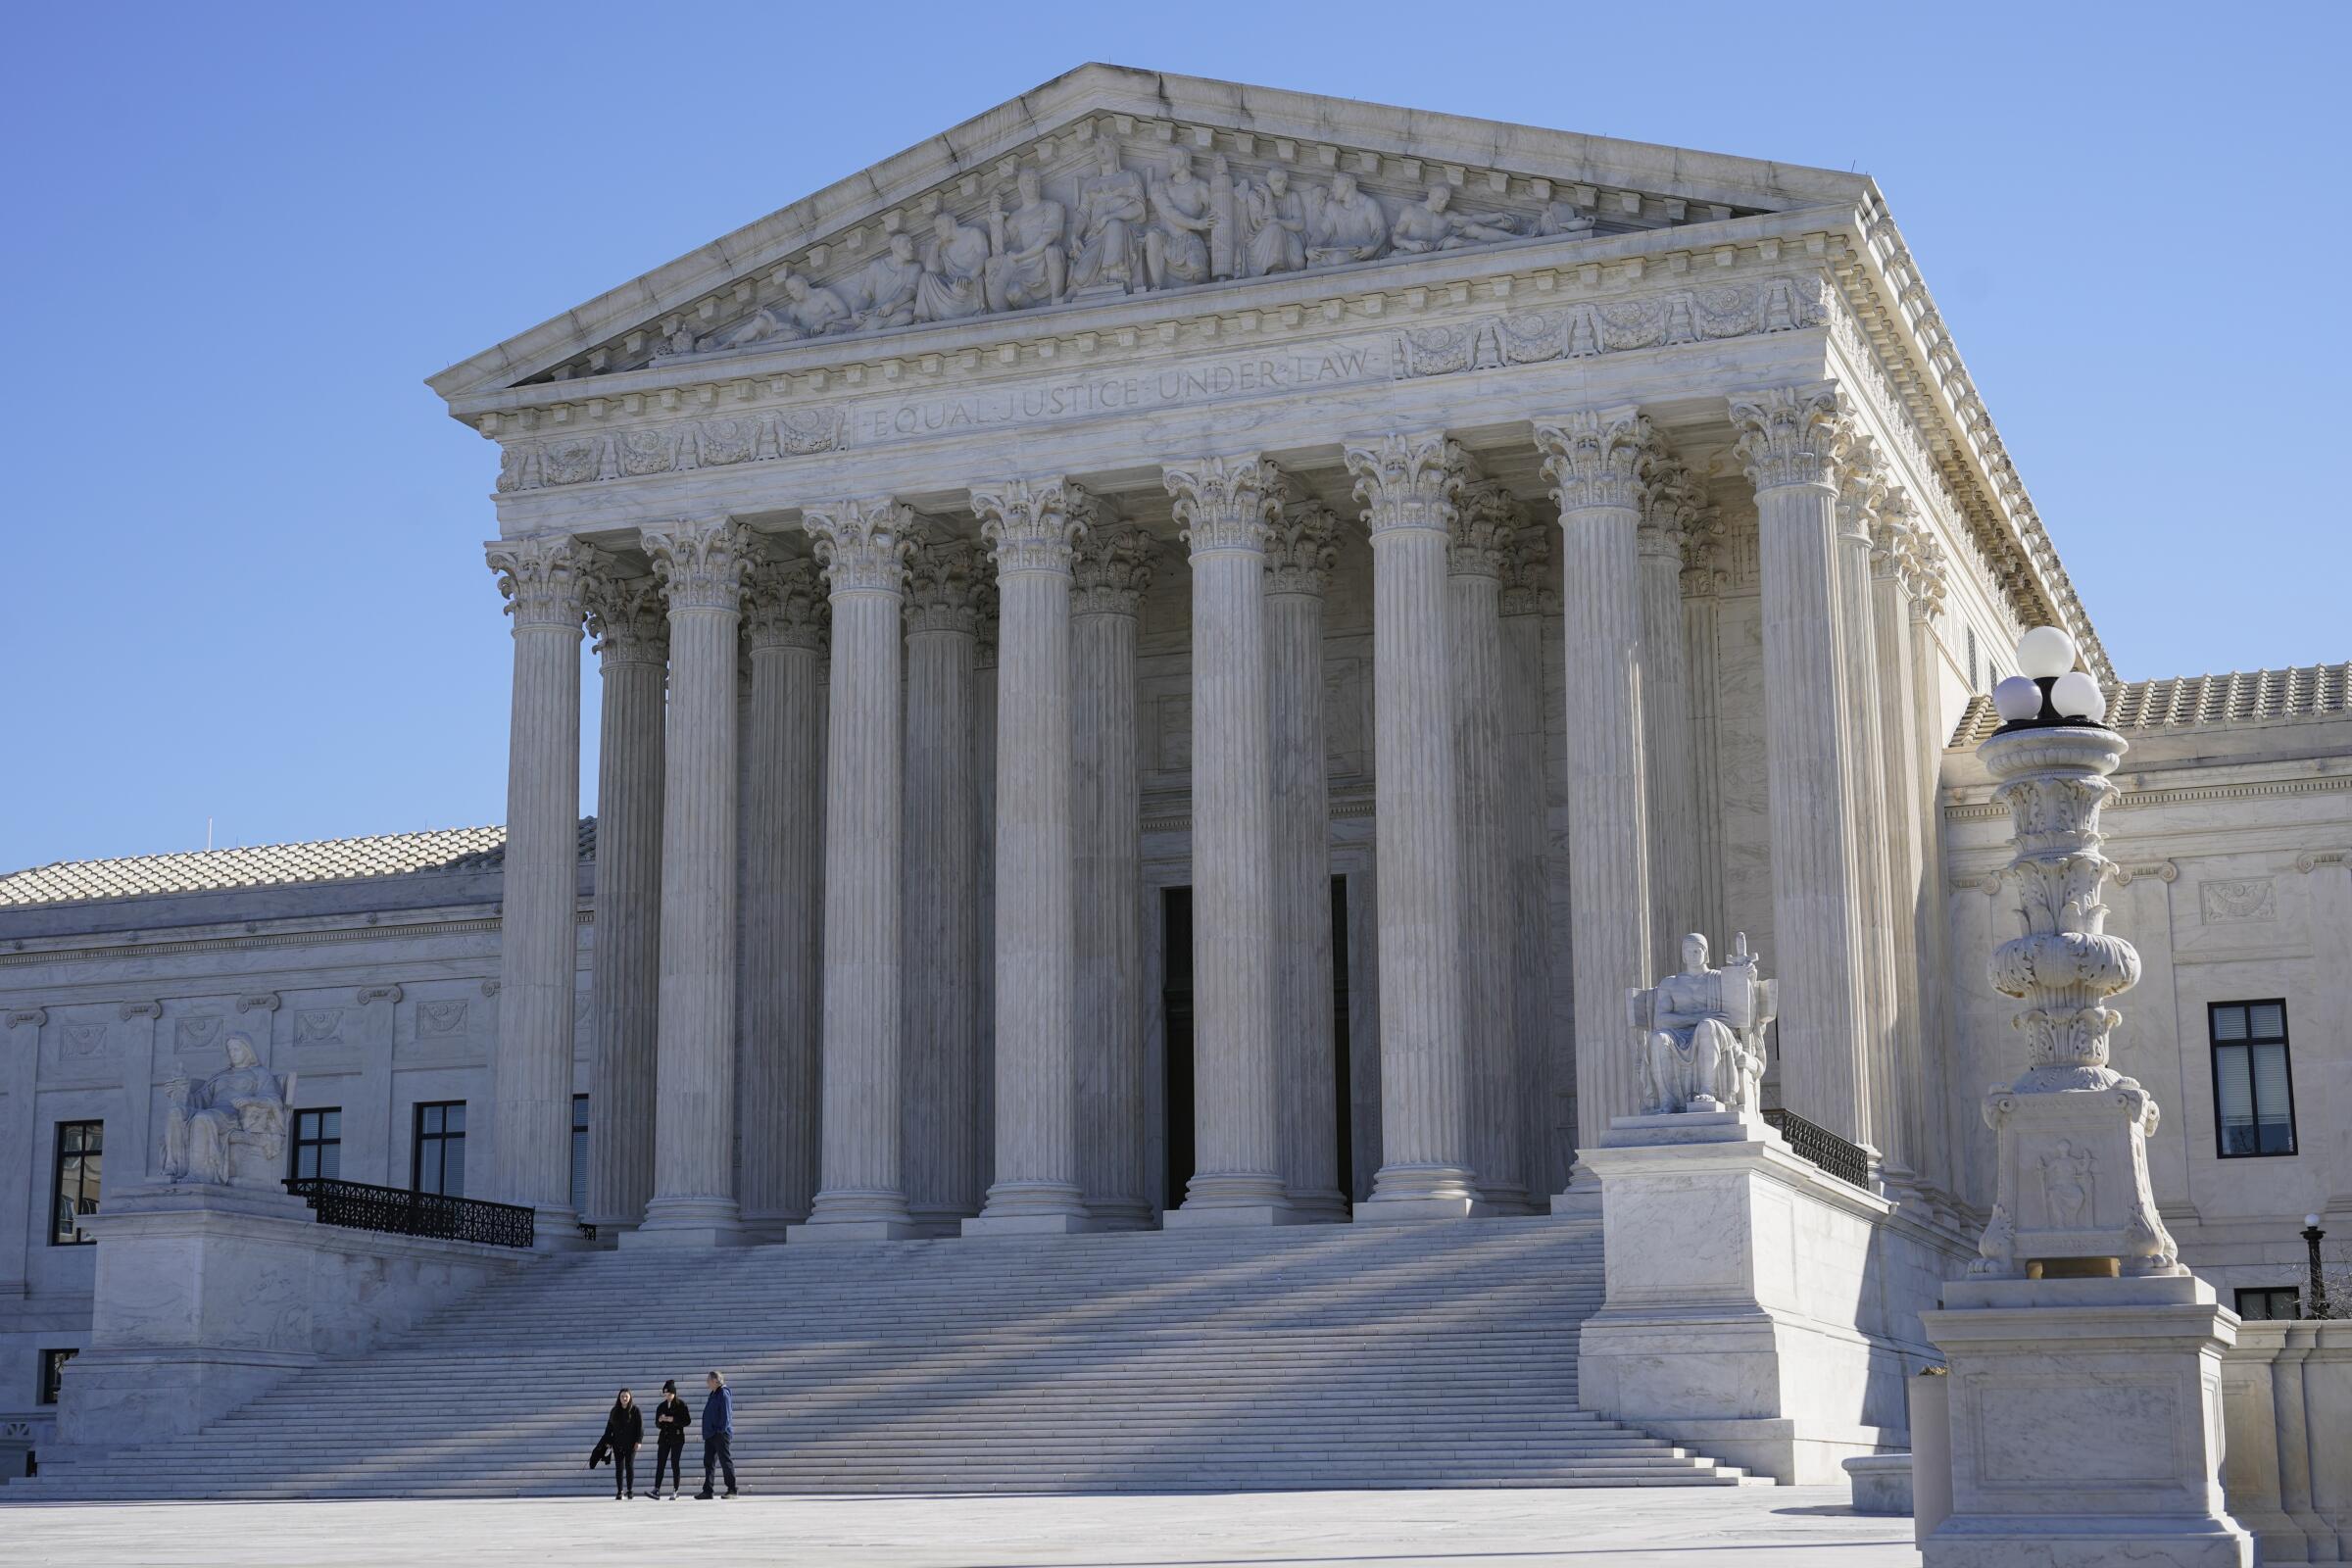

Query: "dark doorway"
<box><xmin>1330</xmin><ymin>875</ymin><xmax>1353</xmax><ymax>1203</ymax></box>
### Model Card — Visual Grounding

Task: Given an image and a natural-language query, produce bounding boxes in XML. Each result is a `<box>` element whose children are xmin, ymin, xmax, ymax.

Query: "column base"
<box><xmin>1352</xmin><ymin>1195</ymin><xmax>1484</xmax><ymax>1224</ymax></box>
<box><xmin>1084</xmin><ymin>1199</ymin><xmax>1158</xmax><ymax>1231</ymax></box>
<box><xmin>786</xmin><ymin>1219</ymin><xmax>923</xmax><ymax>1244</ymax></box>
<box><xmin>1281</xmin><ymin>1188</ymin><xmax>1353</xmax><ymax>1223</ymax></box>
<box><xmin>961</xmin><ymin>1211</ymin><xmax>1104</xmax><ymax>1237</ymax></box>
<box><xmin>530</xmin><ymin>1203</ymin><xmax>599</xmax><ymax>1250</ymax></box>
<box><xmin>1163</xmin><ymin>1201</ymin><xmax>1308</xmax><ymax>1229</ymax></box>
<box><xmin>1474</xmin><ymin>1181</ymin><xmax>1538</xmax><ymax>1215</ymax></box>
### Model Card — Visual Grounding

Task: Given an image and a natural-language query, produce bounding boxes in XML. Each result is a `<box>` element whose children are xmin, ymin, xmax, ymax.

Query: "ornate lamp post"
<box><xmin>2305</xmin><ymin>1213</ymin><xmax>2329</xmax><ymax>1319</ymax></box>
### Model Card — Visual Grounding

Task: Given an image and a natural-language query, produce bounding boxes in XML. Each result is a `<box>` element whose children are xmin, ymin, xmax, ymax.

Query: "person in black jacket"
<box><xmin>650</xmin><ymin>1379</ymin><xmax>692</xmax><ymax>1499</ymax></box>
<box><xmin>601</xmin><ymin>1389</ymin><xmax>644</xmax><ymax>1499</ymax></box>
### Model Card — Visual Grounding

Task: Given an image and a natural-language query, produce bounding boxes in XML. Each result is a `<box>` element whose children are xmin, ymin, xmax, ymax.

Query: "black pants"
<box><xmin>703</xmin><ymin>1433</ymin><xmax>736</xmax><ymax>1494</ymax></box>
<box><xmin>612</xmin><ymin>1445</ymin><xmax>635</xmax><ymax>1496</ymax></box>
<box><xmin>654</xmin><ymin>1437</ymin><xmax>684</xmax><ymax>1494</ymax></box>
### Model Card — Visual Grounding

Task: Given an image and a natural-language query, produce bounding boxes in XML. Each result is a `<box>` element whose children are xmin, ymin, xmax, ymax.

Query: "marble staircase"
<box><xmin>14</xmin><ymin>1217</ymin><xmax>1763</xmax><ymax>1499</ymax></box>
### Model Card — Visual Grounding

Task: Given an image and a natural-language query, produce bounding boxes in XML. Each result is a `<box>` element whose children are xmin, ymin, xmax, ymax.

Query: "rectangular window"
<box><xmin>569</xmin><ymin>1094</ymin><xmax>590</xmax><ymax>1217</ymax></box>
<box><xmin>38</xmin><ymin>1348</ymin><xmax>77</xmax><ymax>1404</ymax></box>
<box><xmin>1967</xmin><ymin>626</ymin><xmax>1980</xmax><ymax>694</ymax></box>
<box><xmin>412</xmin><ymin>1102</ymin><xmax>466</xmax><ymax>1197</ymax></box>
<box><xmin>51</xmin><ymin>1120</ymin><xmax>102</xmax><ymax>1245</ymax></box>
<box><xmin>2210</xmin><ymin>1001</ymin><xmax>2296</xmax><ymax>1157</ymax></box>
<box><xmin>2234</xmin><ymin>1286</ymin><xmax>2302</xmax><ymax>1322</ymax></box>
<box><xmin>289</xmin><ymin>1107</ymin><xmax>342</xmax><ymax>1182</ymax></box>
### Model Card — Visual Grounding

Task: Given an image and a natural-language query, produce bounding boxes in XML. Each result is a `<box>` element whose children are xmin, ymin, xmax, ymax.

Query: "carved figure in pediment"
<box><xmin>915</xmin><ymin>211</ymin><xmax>991</xmax><ymax>323</ymax></box>
<box><xmin>983</xmin><ymin>167</ymin><xmax>1067</xmax><ymax>313</ymax></box>
<box><xmin>1070</xmin><ymin>144</ymin><xmax>1148</xmax><ymax>294</ymax></box>
<box><xmin>1537</xmin><ymin>199</ymin><xmax>1596</xmax><ymax>238</ymax></box>
<box><xmin>1390</xmin><ymin>182</ymin><xmax>1522</xmax><ymax>254</ymax></box>
<box><xmin>1303</xmin><ymin>171</ymin><xmax>1388</xmax><ymax>268</ymax></box>
<box><xmin>1144</xmin><ymin>151</ymin><xmax>1218</xmax><ymax>292</ymax></box>
<box><xmin>1629</xmin><ymin>933</ymin><xmax>1775</xmax><ymax>1117</ymax></box>
<box><xmin>1240</xmin><ymin>167</ymin><xmax>1306</xmax><ymax>277</ymax></box>
<box><xmin>162</xmin><ymin>1033</ymin><xmax>294</xmax><ymax>1188</ymax></box>
<box><xmin>839</xmin><ymin>232</ymin><xmax>923</xmax><ymax>332</ymax></box>
<box><xmin>698</xmin><ymin>270</ymin><xmax>852</xmax><ymax>353</ymax></box>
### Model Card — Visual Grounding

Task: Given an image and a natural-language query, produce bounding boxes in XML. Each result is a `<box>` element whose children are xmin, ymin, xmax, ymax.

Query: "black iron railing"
<box><xmin>284</xmin><ymin>1177</ymin><xmax>535</xmax><ymax>1250</ymax></box>
<box><xmin>1762</xmin><ymin>1108</ymin><xmax>1873</xmax><ymax>1190</ymax></box>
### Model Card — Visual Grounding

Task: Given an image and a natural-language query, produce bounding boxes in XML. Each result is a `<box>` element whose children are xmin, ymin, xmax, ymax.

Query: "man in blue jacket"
<box><xmin>695</xmin><ymin>1370</ymin><xmax>738</xmax><ymax>1498</ymax></box>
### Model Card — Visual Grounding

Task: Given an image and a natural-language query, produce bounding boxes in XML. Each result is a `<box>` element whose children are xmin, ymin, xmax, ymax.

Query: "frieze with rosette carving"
<box><xmin>1395</xmin><ymin>274</ymin><xmax>1824</xmax><ymax>378</ymax></box>
<box><xmin>498</xmin><ymin>407</ymin><xmax>845</xmax><ymax>493</ymax></box>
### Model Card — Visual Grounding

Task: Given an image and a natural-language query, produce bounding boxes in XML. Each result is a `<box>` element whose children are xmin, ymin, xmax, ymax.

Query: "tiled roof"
<box><xmin>1949</xmin><ymin>662</ymin><xmax>2352</xmax><ymax>748</ymax></box>
<box><xmin>0</xmin><ymin>819</ymin><xmax>596</xmax><ymax>908</ymax></box>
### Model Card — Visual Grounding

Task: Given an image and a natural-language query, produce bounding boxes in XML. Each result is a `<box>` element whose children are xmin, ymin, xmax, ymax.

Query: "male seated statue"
<box><xmin>1628</xmin><ymin>932</ymin><xmax>1774</xmax><ymax>1116</ymax></box>
<box><xmin>162</xmin><ymin>1033</ymin><xmax>293</xmax><ymax>1187</ymax></box>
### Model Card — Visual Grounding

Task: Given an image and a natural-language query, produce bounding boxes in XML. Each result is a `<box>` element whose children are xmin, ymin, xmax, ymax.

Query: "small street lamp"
<box><xmin>2304</xmin><ymin>1213</ymin><xmax>2329</xmax><ymax>1319</ymax></box>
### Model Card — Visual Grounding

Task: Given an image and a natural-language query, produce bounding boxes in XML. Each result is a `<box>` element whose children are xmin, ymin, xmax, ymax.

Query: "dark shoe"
<box><xmin>724</xmin><ymin>1490</ymin><xmax>738</xmax><ymax>1497</ymax></box>
<box><xmin>695</xmin><ymin>1492</ymin><xmax>713</xmax><ymax>1500</ymax></box>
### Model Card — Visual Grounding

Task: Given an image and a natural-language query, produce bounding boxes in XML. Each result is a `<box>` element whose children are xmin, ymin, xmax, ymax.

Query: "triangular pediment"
<box><xmin>428</xmin><ymin>64</ymin><xmax>1869</xmax><ymax>403</ymax></box>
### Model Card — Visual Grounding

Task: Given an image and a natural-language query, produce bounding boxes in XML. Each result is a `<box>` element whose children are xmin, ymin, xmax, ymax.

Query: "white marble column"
<box><xmin>582</xmin><ymin>565</ymin><xmax>666</xmax><ymax>1234</ymax></box>
<box><xmin>738</xmin><ymin>558</ymin><xmax>827</xmax><ymax>1236</ymax></box>
<box><xmin>1162</xmin><ymin>457</ymin><xmax>1295</xmax><ymax>1226</ymax></box>
<box><xmin>1072</xmin><ymin>511</ymin><xmax>1155</xmax><ymax>1228</ymax></box>
<box><xmin>1345</xmin><ymin>434</ymin><xmax>1480</xmax><ymax>1222</ymax></box>
<box><xmin>484</xmin><ymin>534</ymin><xmax>594</xmax><ymax>1233</ymax></box>
<box><xmin>902</xmin><ymin>533</ymin><xmax>983</xmax><ymax>1235</ymax></box>
<box><xmin>1899</xmin><ymin>529</ymin><xmax>1958</xmax><ymax>1203</ymax></box>
<box><xmin>1265</xmin><ymin>490</ymin><xmax>1345</xmax><ymax>1220</ymax></box>
<box><xmin>632</xmin><ymin>517</ymin><xmax>754</xmax><ymax>1247</ymax></box>
<box><xmin>1867</xmin><ymin>491</ymin><xmax>1933</xmax><ymax>1204</ymax></box>
<box><xmin>796</xmin><ymin>499</ymin><xmax>918</xmax><ymax>1241</ymax></box>
<box><xmin>1681</xmin><ymin>527</ymin><xmax>1730</xmax><ymax>946</ymax></box>
<box><xmin>1730</xmin><ymin>385</ymin><xmax>1873</xmax><ymax>1149</ymax></box>
<box><xmin>1500</xmin><ymin>525</ymin><xmax>1559</xmax><ymax>1204</ymax></box>
<box><xmin>966</xmin><ymin>479</ymin><xmax>1094</xmax><ymax>1234</ymax></box>
<box><xmin>1639</xmin><ymin>461</ymin><xmax>1701</xmax><ymax>973</ymax></box>
<box><xmin>1534</xmin><ymin>410</ymin><xmax>1656</xmax><ymax>1192</ymax></box>
<box><xmin>1836</xmin><ymin>454</ymin><xmax>1903</xmax><ymax>1180</ymax></box>
<box><xmin>1450</xmin><ymin>480</ymin><xmax>1529</xmax><ymax>1213</ymax></box>
<box><xmin>972</xmin><ymin>582</ymin><xmax>1000</xmax><ymax>1199</ymax></box>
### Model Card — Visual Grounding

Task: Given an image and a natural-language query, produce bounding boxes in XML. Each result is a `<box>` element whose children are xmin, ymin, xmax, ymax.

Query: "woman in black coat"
<box><xmin>600</xmin><ymin>1389</ymin><xmax>644</xmax><ymax>1499</ymax></box>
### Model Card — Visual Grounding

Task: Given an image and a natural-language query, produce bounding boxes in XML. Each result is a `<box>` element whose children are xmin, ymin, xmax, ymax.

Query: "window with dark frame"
<box><xmin>50</xmin><ymin>1120</ymin><xmax>102</xmax><ymax>1245</ymax></box>
<box><xmin>2210</xmin><ymin>1001</ymin><xmax>2296</xmax><ymax>1158</ymax></box>
<box><xmin>289</xmin><ymin>1107</ymin><xmax>342</xmax><ymax>1181</ymax></box>
<box><xmin>412</xmin><ymin>1101</ymin><xmax>466</xmax><ymax>1197</ymax></box>
<box><xmin>38</xmin><ymin>1348</ymin><xmax>77</xmax><ymax>1404</ymax></box>
<box><xmin>2233</xmin><ymin>1286</ymin><xmax>2302</xmax><ymax>1322</ymax></box>
<box><xmin>569</xmin><ymin>1094</ymin><xmax>590</xmax><ymax>1218</ymax></box>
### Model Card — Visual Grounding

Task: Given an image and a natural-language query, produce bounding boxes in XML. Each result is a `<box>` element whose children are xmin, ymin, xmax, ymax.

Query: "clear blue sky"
<box><xmin>5</xmin><ymin>2</ymin><xmax>2343</xmax><ymax>872</ymax></box>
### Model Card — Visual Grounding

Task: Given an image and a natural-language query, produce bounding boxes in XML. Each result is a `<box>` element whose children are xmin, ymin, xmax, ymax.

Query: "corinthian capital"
<box><xmin>1836</xmin><ymin>438</ymin><xmax>1889</xmax><ymax>546</ymax></box>
<box><xmin>1499</xmin><ymin>524</ymin><xmax>1554</xmax><ymax>617</ymax></box>
<box><xmin>582</xmin><ymin>564</ymin><xmax>668</xmax><ymax>665</ymax></box>
<box><xmin>1448</xmin><ymin>480</ymin><xmax>1521</xmax><ymax>579</ymax></box>
<box><xmin>1533</xmin><ymin>408</ymin><xmax>1656</xmax><ymax>514</ymax></box>
<box><xmin>1904</xmin><ymin>531</ymin><xmax>1950</xmax><ymax>622</ymax></box>
<box><xmin>972</xmin><ymin>478</ymin><xmax>1088</xmax><ymax>576</ymax></box>
<box><xmin>1165</xmin><ymin>456</ymin><xmax>1281</xmax><ymax>556</ymax></box>
<box><xmin>1869</xmin><ymin>488</ymin><xmax>1920</xmax><ymax>583</ymax></box>
<box><xmin>1072</xmin><ymin>514</ymin><xmax>1156</xmax><ymax>616</ymax></box>
<box><xmin>743</xmin><ymin>557</ymin><xmax>828</xmax><ymax>650</ymax></box>
<box><xmin>904</xmin><ymin>534</ymin><xmax>982</xmax><ymax>635</ymax></box>
<box><xmin>1264</xmin><ymin>484</ymin><xmax>1342</xmax><ymax>598</ymax></box>
<box><xmin>1343</xmin><ymin>434</ymin><xmax>1466</xmax><ymax>537</ymax></box>
<box><xmin>1729</xmin><ymin>383</ymin><xmax>1859</xmax><ymax>494</ymax></box>
<box><xmin>1640</xmin><ymin>457</ymin><xmax>1704</xmax><ymax>561</ymax></box>
<box><xmin>486</xmin><ymin>533</ymin><xmax>596</xmax><ymax>631</ymax></box>
<box><xmin>642</xmin><ymin>517</ymin><xmax>754</xmax><ymax>612</ymax></box>
<box><xmin>802</xmin><ymin>498</ymin><xmax>915</xmax><ymax>596</ymax></box>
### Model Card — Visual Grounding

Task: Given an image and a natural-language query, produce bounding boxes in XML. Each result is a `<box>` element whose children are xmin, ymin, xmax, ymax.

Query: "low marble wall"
<box><xmin>2221</xmin><ymin>1319</ymin><xmax>2352</xmax><ymax>1563</ymax></box>
<box><xmin>50</xmin><ymin>1185</ymin><xmax>529</xmax><ymax>1464</ymax></box>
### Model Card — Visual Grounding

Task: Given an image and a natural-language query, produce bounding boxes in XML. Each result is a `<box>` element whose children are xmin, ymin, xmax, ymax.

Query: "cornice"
<box><xmin>1943</xmin><ymin>770</ymin><xmax>2352</xmax><ymax>821</ymax></box>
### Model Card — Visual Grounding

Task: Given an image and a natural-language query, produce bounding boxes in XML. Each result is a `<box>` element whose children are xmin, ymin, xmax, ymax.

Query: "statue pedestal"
<box><xmin>1920</xmin><ymin>1274</ymin><xmax>2252</xmax><ymax>1567</ymax></box>
<box><xmin>48</xmin><ymin>1182</ymin><xmax>528</xmax><ymax>1469</ymax></box>
<box><xmin>1575</xmin><ymin>1111</ymin><xmax>1939</xmax><ymax>1483</ymax></box>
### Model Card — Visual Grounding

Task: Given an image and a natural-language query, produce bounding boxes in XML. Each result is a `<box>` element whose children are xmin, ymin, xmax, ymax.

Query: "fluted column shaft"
<box><xmin>968</xmin><ymin>480</ymin><xmax>1092</xmax><ymax>1232</ymax></box>
<box><xmin>583</xmin><ymin>569</ymin><xmax>666</xmax><ymax>1232</ymax></box>
<box><xmin>1449</xmin><ymin>488</ymin><xmax>1527</xmax><ymax>1212</ymax></box>
<box><xmin>1682</xmin><ymin>549</ymin><xmax>1730</xmax><ymax>945</ymax></box>
<box><xmin>486</xmin><ymin>536</ymin><xmax>593</xmax><ymax>1229</ymax></box>
<box><xmin>1265</xmin><ymin>501</ymin><xmax>1343</xmax><ymax>1218</ymax></box>
<box><xmin>739</xmin><ymin>561</ymin><xmax>826</xmax><ymax>1233</ymax></box>
<box><xmin>1500</xmin><ymin>528</ymin><xmax>1558</xmax><ymax>1203</ymax></box>
<box><xmin>1900</xmin><ymin>535</ymin><xmax>1956</xmax><ymax>1201</ymax></box>
<box><xmin>1732</xmin><ymin>386</ymin><xmax>1873</xmax><ymax>1147</ymax></box>
<box><xmin>1073</xmin><ymin>520</ymin><xmax>1154</xmax><ymax>1227</ymax></box>
<box><xmin>1836</xmin><ymin>466</ymin><xmax>1900</xmax><ymax>1170</ymax></box>
<box><xmin>902</xmin><ymin>539</ymin><xmax>982</xmax><ymax>1233</ymax></box>
<box><xmin>1860</xmin><ymin>499</ymin><xmax>1929</xmax><ymax>1198</ymax></box>
<box><xmin>799</xmin><ymin>500</ymin><xmax>916</xmax><ymax>1238</ymax></box>
<box><xmin>1536</xmin><ymin>411</ymin><xmax>1655</xmax><ymax>1168</ymax></box>
<box><xmin>1639</xmin><ymin>476</ymin><xmax>1699</xmax><ymax>972</ymax></box>
<box><xmin>635</xmin><ymin>518</ymin><xmax>753</xmax><ymax>1245</ymax></box>
<box><xmin>1346</xmin><ymin>435</ymin><xmax>1478</xmax><ymax>1220</ymax></box>
<box><xmin>1163</xmin><ymin>458</ymin><xmax>1291</xmax><ymax>1224</ymax></box>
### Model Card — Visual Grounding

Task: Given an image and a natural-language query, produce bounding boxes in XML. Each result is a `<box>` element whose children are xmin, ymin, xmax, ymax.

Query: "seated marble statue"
<box><xmin>694</xmin><ymin>270</ymin><xmax>852</xmax><ymax>354</ymax></box>
<box><xmin>1303</xmin><ymin>172</ymin><xmax>1388</xmax><ymax>267</ymax></box>
<box><xmin>915</xmin><ymin>211</ymin><xmax>992</xmax><ymax>324</ymax></box>
<box><xmin>983</xmin><ymin>168</ymin><xmax>1067</xmax><ymax>313</ymax></box>
<box><xmin>162</xmin><ymin>1033</ymin><xmax>294</xmax><ymax>1187</ymax></box>
<box><xmin>1389</xmin><ymin>183</ymin><xmax>1521</xmax><ymax>253</ymax></box>
<box><xmin>1070</xmin><ymin>146</ymin><xmax>1148</xmax><ymax>293</ymax></box>
<box><xmin>838</xmin><ymin>232</ymin><xmax>924</xmax><ymax>332</ymax></box>
<box><xmin>1627</xmin><ymin>933</ymin><xmax>1775</xmax><ymax>1117</ymax></box>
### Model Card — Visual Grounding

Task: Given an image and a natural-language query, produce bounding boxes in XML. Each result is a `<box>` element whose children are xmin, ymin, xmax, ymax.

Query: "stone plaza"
<box><xmin>2</xmin><ymin>63</ymin><xmax>2346</xmax><ymax>1561</ymax></box>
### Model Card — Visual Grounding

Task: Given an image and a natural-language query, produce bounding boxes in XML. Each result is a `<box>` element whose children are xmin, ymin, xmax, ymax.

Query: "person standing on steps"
<box><xmin>651</xmin><ymin>1378</ymin><xmax>692</xmax><ymax>1498</ymax></box>
<box><xmin>602</xmin><ymin>1389</ymin><xmax>643</xmax><ymax>1500</ymax></box>
<box><xmin>696</xmin><ymin>1370</ymin><xmax>738</xmax><ymax>1498</ymax></box>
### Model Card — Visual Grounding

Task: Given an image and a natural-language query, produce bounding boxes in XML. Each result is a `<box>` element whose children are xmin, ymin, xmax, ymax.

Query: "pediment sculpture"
<box><xmin>1628</xmin><ymin>932</ymin><xmax>1775</xmax><ymax>1117</ymax></box>
<box><xmin>162</xmin><ymin>1033</ymin><xmax>295</xmax><ymax>1188</ymax></box>
<box><xmin>651</xmin><ymin>142</ymin><xmax>1642</xmax><ymax>370</ymax></box>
